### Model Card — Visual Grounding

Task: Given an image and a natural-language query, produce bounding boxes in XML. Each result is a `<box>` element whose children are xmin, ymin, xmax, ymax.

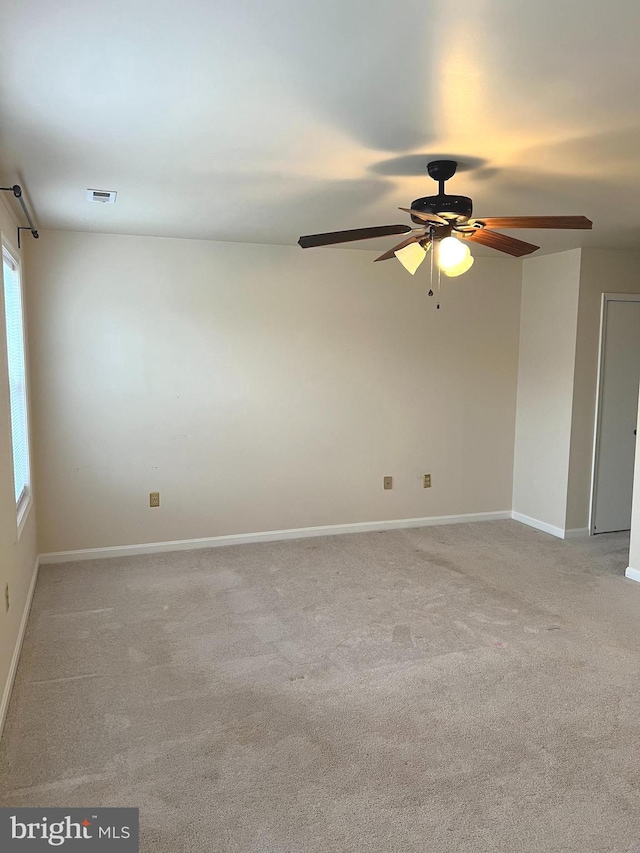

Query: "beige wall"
<box><xmin>512</xmin><ymin>250</ymin><xmax>582</xmax><ymax>532</ymax></box>
<box><xmin>0</xmin><ymin>198</ymin><xmax>38</xmax><ymax>723</ymax></box>
<box><xmin>566</xmin><ymin>249</ymin><xmax>640</xmax><ymax>530</ymax></box>
<box><xmin>26</xmin><ymin>230</ymin><xmax>522</xmax><ymax>553</ymax></box>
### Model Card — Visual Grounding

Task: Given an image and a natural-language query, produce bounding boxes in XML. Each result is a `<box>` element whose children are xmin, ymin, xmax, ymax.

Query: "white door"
<box><xmin>592</xmin><ymin>296</ymin><xmax>640</xmax><ymax>534</ymax></box>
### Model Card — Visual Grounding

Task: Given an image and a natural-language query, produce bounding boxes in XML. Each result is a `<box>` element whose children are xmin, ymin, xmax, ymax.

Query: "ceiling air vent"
<box><xmin>87</xmin><ymin>189</ymin><xmax>117</xmax><ymax>204</ymax></box>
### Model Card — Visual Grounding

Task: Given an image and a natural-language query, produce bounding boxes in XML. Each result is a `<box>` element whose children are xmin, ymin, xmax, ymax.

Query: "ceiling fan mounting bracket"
<box><xmin>406</xmin><ymin>159</ymin><xmax>473</xmax><ymax>224</ymax></box>
<box><xmin>427</xmin><ymin>160</ymin><xmax>458</xmax><ymax>184</ymax></box>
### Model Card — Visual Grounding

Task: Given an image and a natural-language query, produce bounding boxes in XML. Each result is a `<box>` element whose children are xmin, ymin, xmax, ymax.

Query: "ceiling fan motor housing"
<box><xmin>410</xmin><ymin>194</ymin><xmax>473</xmax><ymax>225</ymax></box>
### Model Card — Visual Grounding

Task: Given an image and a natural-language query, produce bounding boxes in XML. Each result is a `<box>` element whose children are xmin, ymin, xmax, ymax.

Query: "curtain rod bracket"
<box><xmin>17</xmin><ymin>226</ymin><xmax>39</xmax><ymax>249</ymax></box>
<box><xmin>0</xmin><ymin>184</ymin><xmax>39</xmax><ymax>250</ymax></box>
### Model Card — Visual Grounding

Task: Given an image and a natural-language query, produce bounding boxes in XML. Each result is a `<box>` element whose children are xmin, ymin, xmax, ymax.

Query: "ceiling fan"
<box><xmin>298</xmin><ymin>160</ymin><xmax>592</xmax><ymax>277</ymax></box>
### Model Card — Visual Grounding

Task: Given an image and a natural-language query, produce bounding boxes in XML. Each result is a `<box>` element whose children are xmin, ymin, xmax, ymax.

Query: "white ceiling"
<box><xmin>2</xmin><ymin>0</ymin><xmax>640</xmax><ymax>255</ymax></box>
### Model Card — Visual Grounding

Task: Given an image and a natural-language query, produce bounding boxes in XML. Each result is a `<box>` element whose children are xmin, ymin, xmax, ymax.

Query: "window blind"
<box><xmin>2</xmin><ymin>248</ymin><xmax>30</xmax><ymax>509</ymax></box>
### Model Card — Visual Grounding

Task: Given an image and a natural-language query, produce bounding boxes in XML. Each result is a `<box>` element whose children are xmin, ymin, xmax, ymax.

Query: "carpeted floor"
<box><xmin>1</xmin><ymin>520</ymin><xmax>640</xmax><ymax>851</ymax></box>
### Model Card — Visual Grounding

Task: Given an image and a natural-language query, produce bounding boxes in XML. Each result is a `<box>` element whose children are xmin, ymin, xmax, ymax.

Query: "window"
<box><xmin>2</xmin><ymin>246</ymin><xmax>31</xmax><ymax>526</ymax></box>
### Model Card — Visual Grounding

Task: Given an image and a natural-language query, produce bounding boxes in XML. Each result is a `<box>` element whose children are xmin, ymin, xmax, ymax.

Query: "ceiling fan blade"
<box><xmin>398</xmin><ymin>208</ymin><xmax>448</xmax><ymax>225</ymax></box>
<box><xmin>464</xmin><ymin>229</ymin><xmax>539</xmax><ymax>257</ymax></box>
<box><xmin>470</xmin><ymin>216</ymin><xmax>592</xmax><ymax>230</ymax></box>
<box><xmin>374</xmin><ymin>233</ymin><xmax>428</xmax><ymax>262</ymax></box>
<box><xmin>298</xmin><ymin>224</ymin><xmax>411</xmax><ymax>249</ymax></box>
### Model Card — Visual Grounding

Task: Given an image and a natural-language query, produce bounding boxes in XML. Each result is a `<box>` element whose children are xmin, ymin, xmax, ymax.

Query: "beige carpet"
<box><xmin>1</xmin><ymin>520</ymin><xmax>640</xmax><ymax>852</ymax></box>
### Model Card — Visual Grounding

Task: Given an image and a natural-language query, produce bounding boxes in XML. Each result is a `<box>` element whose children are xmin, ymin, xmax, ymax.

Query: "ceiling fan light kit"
<box><xmin>298</xmin><ymin>159</ymin><xmax>592</xmax><ymax>302</ymax></box>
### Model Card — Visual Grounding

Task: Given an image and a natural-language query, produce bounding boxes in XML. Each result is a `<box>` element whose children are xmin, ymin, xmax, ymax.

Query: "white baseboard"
<box><xmin>0</xmin><ymin>557</ymin><xmax>39</xmax><ymax>740</ymax></box>
<box><xmin>511</xmin><ymin>513</ymin><xmax>590</xmax><ymax>540</ymax></box>
<box><xmin>38</xmin><ymin>510</ymin><xmax>512</xmax><ymax>564</ymax></box>
<box><xmin>511</xmin><ymin>512</ymin><xmax>566</xmax><ymax>539</ymax></box>
<box><xmin>625</xmin><ymin>566</ymin><xmax>640</xmax><ymax>583</ymax></box>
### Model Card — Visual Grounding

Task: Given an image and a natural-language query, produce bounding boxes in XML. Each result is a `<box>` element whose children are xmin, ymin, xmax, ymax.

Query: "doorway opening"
<box><xmin>590</xmin><ymin>293</ymin><xmax>640</xmax><ymax>534</ymax></box>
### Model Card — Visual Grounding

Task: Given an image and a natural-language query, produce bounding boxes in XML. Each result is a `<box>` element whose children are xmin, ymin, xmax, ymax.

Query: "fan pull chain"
<box><xmin>428</xmin><ymin>232</ymin><xmax>434</xmax><ymax>299</ymax></box>
<box><xmin>437</xmin><ymin>261</ymin><xmax>441</xmax><ymax>310</ymax></box>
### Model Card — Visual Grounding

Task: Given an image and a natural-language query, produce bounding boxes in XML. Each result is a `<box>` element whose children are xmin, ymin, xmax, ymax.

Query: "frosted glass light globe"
<box><xmin>443</xmin><ymin>254</ymin><xmax>475</xmax><ymax>277</ymax></box>
<box><xmin>394</xmin><ymin>241</ymin><xmax>428</xmax><ymax>275</ymax></box>
<box><xmin>437</xmin><ymin>236</ymin><xmax>469</xmax><ymax>271</ymax></box>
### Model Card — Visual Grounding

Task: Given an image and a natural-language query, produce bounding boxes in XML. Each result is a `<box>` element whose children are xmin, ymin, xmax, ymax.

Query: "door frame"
<box><xmin>589</xmin><ymin>292</ymin><xmax>640</xmax><ymax>534</ymax></box>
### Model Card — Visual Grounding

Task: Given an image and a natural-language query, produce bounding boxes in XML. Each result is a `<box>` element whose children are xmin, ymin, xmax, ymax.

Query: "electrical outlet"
<box><xmin>149</xmin><ymin>492</ymin><xmax>160</xmax><ymax>507</ymax></box>
<box><xmin>4</xmin><ymin>583</ymin><xmax>9</xmax><ymax>613</ymax></box>
<box><xmin>423</xmin><ymin>474</ymin><xmax>432</xmax><ymax>488</ymax></box>
<box><xmin>383</xmin><ymin>476</ymin><xmax>393</xmax><ymax>490</ymax></box>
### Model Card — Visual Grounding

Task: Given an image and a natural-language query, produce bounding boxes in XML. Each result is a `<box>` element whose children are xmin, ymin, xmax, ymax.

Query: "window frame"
<box><xmin>2</xmin><ymin>238</ymin><xmax>33</xmax><ymax>538</ymax></box>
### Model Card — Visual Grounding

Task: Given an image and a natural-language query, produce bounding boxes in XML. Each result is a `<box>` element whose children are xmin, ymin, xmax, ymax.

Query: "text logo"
<box><xmin>0</xmin><ymin>809</ymin><xmax>138</xmax><ymax>851</ymax></box>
